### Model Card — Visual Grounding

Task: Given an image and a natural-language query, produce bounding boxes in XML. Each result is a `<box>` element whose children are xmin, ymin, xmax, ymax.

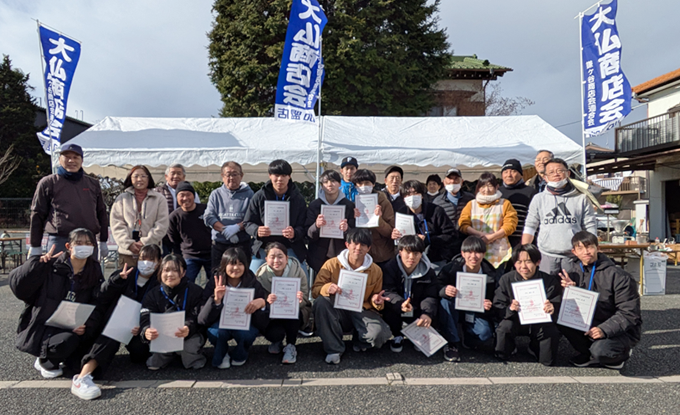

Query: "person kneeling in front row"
<box><xmin>493</xmin><ymin>244</ymin><xmax>561</xmax><ymax>366</ymax></box>
<box><xmin>312</xmin><ymin>228</ymin><xmax>392</xmax><ymax>365</ymax></box>
<box><xmin>559</xmin><ymin>231</ymin><xmax>641</xmax><ymax>370</ymax></box>
<box><xmin>381</xmin><ymin>235</ymin><xmax>438</xmax><ymax>353</ymax></box>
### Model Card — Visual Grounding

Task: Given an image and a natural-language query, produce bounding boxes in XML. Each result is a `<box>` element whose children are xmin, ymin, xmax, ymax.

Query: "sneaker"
<box><xmin>268</xmin><ymin>341</ymin><xmax>283</xmax><ymax>355</ymax></box>
<box><xmin>71</xmin><ymin>374</ymin><xmax>101</xmax><ymax>400</ymax></box>
<box><xmin>569</xmin><ymin>353</ymin><xmax>597</xmax><ymax>367</ymax></box>
<box><xmin>298</xmin><ymin>329</ymin><xmax>314</xmax><ymax>337</ymax></box>
<box><xmin>390</xmin><ymin>336</ymin><xmax>404</xmax><ymax>353</ymax></box>
<box><xmin>231</xmin><ymin>358</ymin><xmax>247</xmax><ymax>367</ymax></box>
<box><xmin>604</xmin><ymin>360</ymin><xmax>625</xmax><ymax>370</ymax></box>
<box><xmin>494</xmin><ymin>351</ymin><xmax>509</xmax><ymax>361</ymax></box>
<box><xmin>147</xmin><ymin>366</ymin><xmax>161</xmax><ymax>371</ymax></box>
<box><xmin>282</xmin><ymin>344</ymin><xmax>297</xmax><ymax>364</ymax></box>
<box><xmin>527</xmin><ymin>347</ymin><xmax>538</xmax><ymax>361</ymax></box>
<box><xmin>353</xmin><ymin>343</ymin><xmax>369</xmax><ymax>352</ymax></box>
<box><xmin>325</xmin><ymin>353</ymin><xmax>341</xmax><ymax>364</ymax></box>
<box><xmin>217</xmin><ymin>353</ymin><xmax>231</xmax><ymax>369</ymax></box>
<box><xmin>443</xmin><ymin>345</ymin><xmax>461</xmax><ymax>362</ymax></box>
<box><xmin>34</xmin><ymin>358</ymin><xmax>63</xmax><ymax>378</ymax></box>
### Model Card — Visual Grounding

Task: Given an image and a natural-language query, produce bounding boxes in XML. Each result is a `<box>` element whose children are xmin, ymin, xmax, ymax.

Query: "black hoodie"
<box><xmin>140</xmin><ymin>277</ymin><xmax>204</xmax><ymax>342</ymax></box>
<box><xmin>396</xmin><ymin>201</ymin><xmax>457</xmax><ymax>263</ymax></box>
<box><xmin>493</xmin><ymin>269</ymin><xmax>561</xmax><ymax>323</ymax></box>
<box><xmin>437</xmin><ymin>255</ymin><xmax>499</xmax><ymax>322</ymax></box>
<box><xmin>244</xmin><ymin>181</ymin><xmax>308</xmax><ymax>261</ymax></box>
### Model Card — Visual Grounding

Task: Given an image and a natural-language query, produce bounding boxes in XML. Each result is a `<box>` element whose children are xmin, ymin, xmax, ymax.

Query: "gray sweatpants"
<box><xmin>146</xmin><ymin>333</ymin><xmax>206</xmax><ymax>370</ymax></box>
<box><xmin>313</xmin><ymin>296</ymin><xmax>391</xmax><ymax>355</ymax></box>
<box><xmin>538</xmin><ymin>252</ymin><xmax>566</xmax><ymax>275</ymax></box>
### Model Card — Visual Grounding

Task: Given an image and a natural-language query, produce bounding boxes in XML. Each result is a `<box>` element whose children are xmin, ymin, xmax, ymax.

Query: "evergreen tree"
<box><xmin>0</xmin><ymin>55</ymin><xmax>48</xmax><ymax>197</ymax></box>
<box><xmin>208</xmin><ymin>0</ymin><xmax>451</xmax><ymax>117</ymax></box>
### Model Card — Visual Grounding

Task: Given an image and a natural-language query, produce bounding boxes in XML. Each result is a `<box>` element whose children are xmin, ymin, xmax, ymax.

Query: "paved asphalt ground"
<box><xmin>0</xmin><ymin>265</ymin><xmax>679</xmax><ymax>414</ymax></box>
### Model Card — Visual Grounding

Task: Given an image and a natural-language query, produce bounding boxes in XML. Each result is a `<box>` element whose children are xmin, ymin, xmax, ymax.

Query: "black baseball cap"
<box><xmin>445</xmin><ymin>168</ymin><xmax>461</xmax><ymax>178</ymax></box>
<box><xmin>60</xmin><ymin>143</ymin><xmax>83</xmax><ymax>157</ymax></box>
<box><xmin>340</xmin><ymin>157</ymin><xmax>358</xmax><ymax>168</ymax></box>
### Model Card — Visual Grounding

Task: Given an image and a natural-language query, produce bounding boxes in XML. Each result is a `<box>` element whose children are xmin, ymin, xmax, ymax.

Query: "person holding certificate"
<box><xmin>243</xmin><ymin>159</ymin><xmax>308</xmax><ymax>273</ymax></box>
<box><xmin>350</xmin><ymin>169</ymin><xmax>395</xmax><ymax>267</ymax></box>
<box><xmin>140</xmin><ymin>254</ymin><xmax>207</xmax><ymax>371</ymax></box>
<box><xmin>10</xmin><ymin>228</ymin><xmax>106</xmax><ymax>400</ymax></box>
<box><xmin>559</xmin><ymin>231</ymin><xmax>641</xmax><ymax>370</ymax></box>
<box><xmin>312</xmin><ymin>229</ymin><xmax>392</xmax><ymax>365</ymax></box>
<box><xmin>199</xmin><ymin>248</ymin><xmax>267</xmax><ymax>368</ymax></box>
<box><xmin>437</xmin><ymin>236</ymin><xmax>498</xmax><ymax>362</ymax></box>
<box><xmin>493</xmin><ymin>244</ymin><xmax>561</xmax><ymax>366</ymax></box>
<box><xmin>255</xmin><ymin>242</ymin><xmax>311</xmax><ymax>364</ymax></box>
<box><xmin>391</xmin><ymin>180</ymin><xmax>456</xmax><ymax>271</ymax></box>
<box><xmin>306</xmin><ymin>170</ymin><xmax>356</xmax><ymax>274</ymax></box>
<box><xmin>381</xmin><ymin>236</ymin><xmax>438</xmax><ymax>353</ymax></box>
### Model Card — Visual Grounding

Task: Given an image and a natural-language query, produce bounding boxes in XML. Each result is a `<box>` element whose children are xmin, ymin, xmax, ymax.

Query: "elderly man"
<box><xmin>204</xmin><ymin>161</ymin><xmax>254</xmax><ymax>271</ymax></box>
<box><xmin>29</xmin><ymin>143</ymin><xmax>108</xmax><ymax>258</ymax></box>
<box><xmin>382</xmin><ymin>165</ymin><xmax>406</xmax><ymax>213</ymax></box>
<box><xmin>498</xmin><ymin>159</ymin><xmax>537</xmax><ymax>248</ymax></box>
<box><xmin>156</xmin><ymin>163</ymin><xmax>201</xmax><ymax>254</ymax></box>
<box><xmin>522</xmin><ymin>158</ymin><xmax>597</xmax><ymax>274</ymax></box>
<box><xmin>526</xmin><ymin>150</ymin><xmax>554</xmax><ymax>193</ymax></box>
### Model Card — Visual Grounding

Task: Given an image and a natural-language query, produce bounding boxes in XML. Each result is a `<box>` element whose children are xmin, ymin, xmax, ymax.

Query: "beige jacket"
<box><xmin>110</xmin><ymin>187</ymin><xmax>169</xmax><ymax>256</ymax></box>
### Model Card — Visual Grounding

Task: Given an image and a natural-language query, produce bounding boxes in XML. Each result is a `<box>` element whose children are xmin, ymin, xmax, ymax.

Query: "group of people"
<box><xmin>10</xmin><ymin>144</ymin><xmax>641</xmax><ymax>401</ymax></box>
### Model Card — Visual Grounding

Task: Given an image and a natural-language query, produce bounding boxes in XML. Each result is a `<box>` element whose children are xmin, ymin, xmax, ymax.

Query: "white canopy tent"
<box><xmin>69</xmin><ymin>115</ymin><xmax>583</xmax><ymax>183</ymax></box>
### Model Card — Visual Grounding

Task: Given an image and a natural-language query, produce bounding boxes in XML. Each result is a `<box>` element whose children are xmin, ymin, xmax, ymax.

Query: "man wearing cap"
<box><xmin>499</xmin><ymin>159</ymin><xmax>537</xmax><ymax>248</ymax></box>
<box><xmin>339</xmin><ymin>157</ymin><xmax>359</xmax><ymax>202</ymax></box>
<box><xmin>167</xmin><ymin>181</ymin><xmax>213</xmax><ymax>283</ymax></box>
<box><xmin>526</xmin><ymin>150</ymin><xmax>554</xmax><ymax>193</ymax></box>
<box><xmin>432</xmin><ymin>168</ymin><xmax>474</xmax><ymax>257</ymax></box>
<box><xmin>156</xmin><ymin>163</ymin><xmax>201</xmax><ymax>255</ymax></box>
<box><xmin>383</xmin><ymin>165</ymin><xmax>406</xmax><ymax>213</ymax></box>
<box><xmin>29</xmin><ymin>143</ymin><xmax>109</xmax><ymax>257</ymax></box>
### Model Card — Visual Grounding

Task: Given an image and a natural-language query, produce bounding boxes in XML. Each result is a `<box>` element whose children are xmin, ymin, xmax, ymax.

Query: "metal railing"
<box><xmin>616</xmin><ymin>112</ymin><xmax>680</xmax><ymax>154</ymax></box>
<box><xmin>619</xmin><ymin>176</ymin><xmax>646</xmax><ymax>193</ymax></box>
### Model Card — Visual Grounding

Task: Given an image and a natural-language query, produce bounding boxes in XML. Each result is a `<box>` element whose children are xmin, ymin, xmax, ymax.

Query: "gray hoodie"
<box><xmin>523</xmin><ymin>186</ymin><xmax>597</xmax><ymax>256</ymax></box>
<box><xmin>203</xmin><ymin>182</ymin><xmax>254</xmax><ymax>243</ymax></box>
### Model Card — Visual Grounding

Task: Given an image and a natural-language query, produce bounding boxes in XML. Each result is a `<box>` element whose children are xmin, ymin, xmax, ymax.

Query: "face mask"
<box><xmin>445</xmin><ymin>183</ymin><xmax>461</xmax><ymax>194</ymax></box>
<box><xmin>73</xmin><ymin>245</ymin><xmax>94</xmax><ymax>259</ymax></box>
<box><xmin>547</xmin><ymin>178</ymin><xmax>568</xmax><ymax>188</ymax></box>
<box><xmin>404</xmin><ymin>195</ymin><xmax>422</xmax><ymax>209</ymax></box>
<box><xmin>427</xmin><ymin>191</ymin><xmax>439</xmax><ymax>196</ymax></box>
<box><xmin>356</xmin><ymin>185</ymin><xmax>373</xmax><ymax>194</ymax></box>
<box><xmin>137</xmin><ymin>260</ymin><xmax>157</xmax><ymax>276</ymax></box>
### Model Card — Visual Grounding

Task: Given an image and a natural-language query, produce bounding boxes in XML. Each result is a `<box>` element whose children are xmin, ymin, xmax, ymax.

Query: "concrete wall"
<box><xmin>648</xmin><ymin>165</ymin><xmax>680</xmax><ymax>238</ymax></box>
<box><xmin>646</xmin><ymin>85</ymin><xmax>680</xmax><ymax>118</ymax></box>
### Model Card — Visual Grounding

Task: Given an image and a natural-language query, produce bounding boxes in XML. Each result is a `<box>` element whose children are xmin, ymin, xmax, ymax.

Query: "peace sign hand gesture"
<box><xmin>40</xmin><ymin>245</ymin><xmax>63</xmax><ymax>263</ymax></box>
<box><xmin>559</xmin><ymin>269</ymin><xmax>576</xmax><ymax>288</ymax></box>
<box><xmin>213</xmin><ymin>275</ymin><xmax>227</xmax><ymax>305</ymax></box>
<box><xmin>119</xmin><ymin>263</ymin><xmax>134</xmax><ymax>280</ymax></box>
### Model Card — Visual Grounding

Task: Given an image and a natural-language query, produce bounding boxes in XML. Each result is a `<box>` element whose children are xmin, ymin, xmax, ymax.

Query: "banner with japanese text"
<box><xmin>274</xmin><ymin>0</ymin><xmax>327</xmax><ymax>124</ymax></box>
<box><xmin>581</xmin><ymin>0</ymin><xmax>631</xmax><ymax>138</ymax></box>
<box><xmin>36</xmin><ymin>24</ymin><xmax>81</xmax><ymax>154</ymax></box>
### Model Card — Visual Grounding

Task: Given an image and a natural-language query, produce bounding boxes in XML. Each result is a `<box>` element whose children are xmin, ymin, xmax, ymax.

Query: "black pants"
<box><xmin>81</xmin><ymin>334</ymin><xmax>150</xmax><ymax>377</ymax></box>
<box><xmin>381</xmin><ymin>301</ymin><xmax>435</xmax><ymax>337</ymax></box>
<box><xmin>560</xmin><ymin>326</ymin><xmax>633</xmax><ymax>365</ymax></box>
<box><xmin>495</xmin><ymin>318</ymin><xmax>560</xmax><ymax>366</ymax></box>
<box><xmin>40</xmin><ymin>331</ymin><xmax>82</xmax><ymax>370</ymax></box>
<box><xmin>264</xmin><ymin>314</ymin><xmax>303</xmax><ymax>346</ymax></box>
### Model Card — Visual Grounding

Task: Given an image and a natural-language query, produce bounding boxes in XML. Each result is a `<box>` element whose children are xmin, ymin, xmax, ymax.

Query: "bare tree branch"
<box><xmin>0</xmin><ymin>145</ymin><xmax>21</xmax><ymax>186</ymax></box>
<box><xmin>485</xmin><ymin>83</ymin><xmax>535</xmax><ymax>116</ymax></box>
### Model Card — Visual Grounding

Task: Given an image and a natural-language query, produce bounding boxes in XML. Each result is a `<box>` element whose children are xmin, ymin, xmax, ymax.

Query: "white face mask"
<box><xmin>73</xmin><ymin>245</ymin><xmax>94</xmax><ymax>259</ymax></box>
<box><xmin>445</xmin><ymin>183</ymin><xmax>461</xmax><ymax>194</ymax></box>
<box><xmin>137</xmin><ymin>260</ymin><xmax>157</xmax><ymax>276</ymax></box>
<box><xmin>404</xmin><ymin>195</ymin><xmax>422</xmax><ymax>210</ymax></box>
<box><xmin>547</xmin><ymin>178</ymin><xmax>569</xmax><ymax>188</ymax></box>
<box><xmin>356</xmin><ymin>185</ymin><xmax>374</xmax><ymax>194</ymax></box>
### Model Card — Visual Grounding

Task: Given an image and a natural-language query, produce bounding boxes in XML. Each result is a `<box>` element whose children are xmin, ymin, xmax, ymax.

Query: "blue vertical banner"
<box><xmin>36</xmin><ymin>24</ymin><xmax>81</xmax><ymax>154</ymax></box>
<box><xmin>581</xmin><ymin>0</ymin><xmax>631</xmax><ymax>138</ymax></box>
<box><xmin>275</xmin><ymin>0</ymin><xmax>328</xmax><ymax>124</ymax></box>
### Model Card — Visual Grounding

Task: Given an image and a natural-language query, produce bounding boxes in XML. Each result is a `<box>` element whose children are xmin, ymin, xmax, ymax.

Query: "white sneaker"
<box><xmin>34</xmin><ymin>358</ymin><xmax>62</xmax><ymax>378</ymax></box>
<box><xmin>282</xmin><ymin>344</ymin><xmax>297</xmax><ymax>364</ymax></box>
<box><xmin>268</xmin><ymin>341</ymin><xmax>283</xmax><ymax>354</ymax></box>
<box><xmin>71</xmin><ymin>374</ymin><xmax>101</xmax><ymax>400</ymax></box>
<box><xmin>217</xmin><ymin>353</ymin><xmax>231</xmax><ymax>369</ymax></box>
<box><xmin>231</xmin><ymin>358</ymin><xmax>247</xmax><ymax>367</ymax></box>
<box><xmin>325</xmin><ymin>353</ymin><xmax>341</xmax><ymax>365</ymax></box>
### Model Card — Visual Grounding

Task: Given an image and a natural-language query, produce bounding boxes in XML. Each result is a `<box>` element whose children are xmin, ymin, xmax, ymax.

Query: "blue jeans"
<box><xmin>439</xmin><ymin>297</ymin><xmax>493</xmax><ymax>346</ymax></box>
<box><xmin>185</xmin><ymin>257</ymin><xmax>212</xmax><ymax>284</ymax></box>
<box><xmin>207</xmin><ymin>322</ymin><xmax>259</xmax><ymax>365</ymax></box>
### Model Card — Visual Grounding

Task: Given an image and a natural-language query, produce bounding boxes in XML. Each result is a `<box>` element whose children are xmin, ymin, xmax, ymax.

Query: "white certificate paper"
<box><xmin>269</xmin><ymin>277</ymin><xmax>301</xmax><ymax>320</ymax></box>
<box><xmin>454</xmin><ymin>272</ymin><xmax>487</xmax><ymax>313</ymax></box>
<box><xmin>401</xmin><ymin>321</ymin><xmax>447</xmax><ymax>357</ymax></box>
<box><xmin>45</xmin><ymin>301</ymin><xmax>96</xmax><ymax>330</ymax></box>
<box><xmin>264</xmin><ymin>201</ymin><xmax>290</xmax><ymax>236</ymax></box>
<box><xmin>149</xmin><ymin>311</ymin><xmax>185</xmax><ymax>353</ymax></box>
<box><xmin>320</xmin><ymin>205</ymin><xmax>346</xmax><ymax>239</ymax></box>
<box><xmin>355</xmin><ymin>194</ymin><xmax>379</xmax><ymax>228</ymax></box>
<box><xmin>395</xmin><ymin>213</ymin><xmax>416</xmax><ymax>236</ymax></box>
<box><xmin>334</xmin><ymin>269</ymin><xmax>368</xmax><ymax>313</ymax></box>
<box><xmin>511</xmin><ymin>279</ymin><xmax>552</xmax><ymax>325</ymax></box>
<box><xmin>557</xmin><ymin>286</ymin><xmax>599</xmax><ymax>332</ymax></box>
<box><xmin>102</xmin><ymin>296</ymin><xmax>142</xmax><ymax>345</ymax></box>
<box><xmin>219</xmin><ymin>287</ymin><xmax>255</xmax><ymax>330</ymax></box>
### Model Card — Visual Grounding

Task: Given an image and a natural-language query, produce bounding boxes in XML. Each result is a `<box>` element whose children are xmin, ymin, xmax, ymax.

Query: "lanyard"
<box><xmin>134</xmin><ymin>270</ymin><xmax>152</xmax><ymax>302</ymax></box>
<box><xmin>579</xmin><ymin>262</ymin><xmax>597</xmax><ymax>291</ymax></box>
<box><xmin>416</xmin><ymin>217</ymin><xmax>431</xmax><ymax>244</ymax></box>
<box><xmin>275</xmin><ymin>194</ymin><xmax>286</xmax><ymax>201</ymax></box>
<box><xmin>403</xmin><ymin>277</ymin><xmax>413</xmax><ymax>300</ymax></box>
<box><xmin>160</xmin><ymin>286</ymin><xmax>188</xmax><ymax>311</ymax></box>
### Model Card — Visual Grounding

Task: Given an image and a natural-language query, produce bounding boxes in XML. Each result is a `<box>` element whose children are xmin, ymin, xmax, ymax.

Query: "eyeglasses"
<box><xmin>222</xmin><ymin>172</ymin><xmax>242</xmax><ymax>178</ymax></box>
<box><xmin>545</xmin><ymin>169</ymin><xmax>567</xmax><ymax>176</ymax></box>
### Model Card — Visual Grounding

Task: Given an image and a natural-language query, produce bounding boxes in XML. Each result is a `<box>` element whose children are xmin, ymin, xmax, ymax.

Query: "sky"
<box><xmin>1</xmin><ymin>0</ymin><xmax>678</xmax><ymax>150</ymax></box>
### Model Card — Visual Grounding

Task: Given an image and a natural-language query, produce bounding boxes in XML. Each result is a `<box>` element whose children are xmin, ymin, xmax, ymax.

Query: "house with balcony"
<box><xmin>588</xmin><ymin>67</ymin><xmax>680</xmax><ymax>239</ymax></box>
